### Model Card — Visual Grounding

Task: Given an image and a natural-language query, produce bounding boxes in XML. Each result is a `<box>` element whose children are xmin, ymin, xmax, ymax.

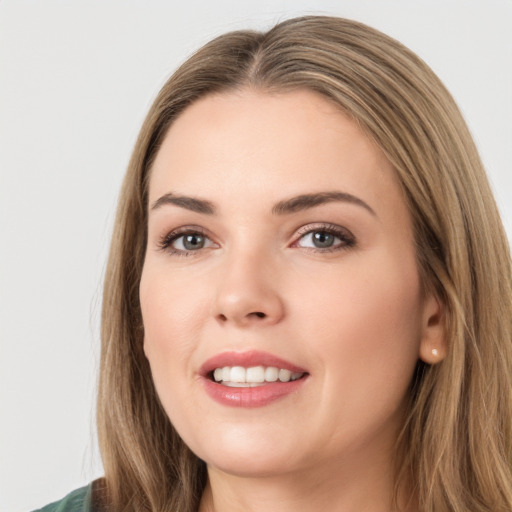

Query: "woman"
<box><xmin>37</xmin><ymin>15</ymin><xmax>512</xmax><ymax>512</ymax></box>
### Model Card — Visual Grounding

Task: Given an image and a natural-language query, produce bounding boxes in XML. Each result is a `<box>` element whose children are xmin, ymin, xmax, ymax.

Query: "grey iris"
<box><xmin>313</xmin><ymin>231</ymin><xmax>334</xmax><ymax>248</ymax></box>
<box><xmin>183</xmin><ymin>234</ymin><xmax>205</xmax><ymax>250</ymax></box>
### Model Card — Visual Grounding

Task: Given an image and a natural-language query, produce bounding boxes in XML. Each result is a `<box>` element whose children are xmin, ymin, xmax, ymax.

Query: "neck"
<box><xmin>198</xmin><ymin>452</ymin><xmax>416</xmax><ymax>512</ymax></box>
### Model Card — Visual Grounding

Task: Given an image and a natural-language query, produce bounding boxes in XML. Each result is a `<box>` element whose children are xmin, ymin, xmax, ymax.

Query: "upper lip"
<box><xmin>199</xmin><ymin>350</ymin><xmax>308</xmax><ymax>377</ymax></box>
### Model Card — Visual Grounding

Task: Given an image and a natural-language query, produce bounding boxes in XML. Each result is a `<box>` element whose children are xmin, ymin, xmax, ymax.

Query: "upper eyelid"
<box><xmin>295</xmin><ymin>222</ymin><xmax>349</xmax><ymax>233</ymax></box>
<box><xmin>293</xmin><ymin>222</ymin><xmax>355</xmax><ymax>239</ymax></box>
<box><xmin>161</xmin><ymin>225</ymin><xmax>210</xmax><ymax>239</ymax></box>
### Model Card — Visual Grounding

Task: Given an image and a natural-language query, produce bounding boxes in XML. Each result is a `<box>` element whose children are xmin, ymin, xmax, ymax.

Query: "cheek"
<box><xmin>296</xmin><ymin>254</ymin><xmax>423</xmax><ymax>401</ymax></box>
<box><xmin>139</xmin><ymin>267</ymin><xmax>209</xmax><ymax>380</ymax></box>
<box><xmin>139</xmin><ymin>267</ymin><xmax>215</xmax><ymax>439</ymax></box>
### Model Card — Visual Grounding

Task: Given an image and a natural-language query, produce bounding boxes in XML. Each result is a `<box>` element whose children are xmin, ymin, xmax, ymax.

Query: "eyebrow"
<box><xmin>151</xmin><ymin>193</ymin><xmax>216</xmax><ymax>214</ymax></box>
<box><xmin>150</xmin><ymin>191</ymin><xmax>376</xmax><ymax>217</ymax></box>
<box><xmin>272</xmin><ymin>191</ymin><xmax>376</xmax><ymax>217</ymax></box>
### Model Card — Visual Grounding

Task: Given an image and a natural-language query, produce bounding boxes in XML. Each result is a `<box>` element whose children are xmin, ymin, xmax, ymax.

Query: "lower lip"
<box><xmin>201</xmin><ymin>377</ymin><xmax>307</xmax><ymax>408</ymax></box>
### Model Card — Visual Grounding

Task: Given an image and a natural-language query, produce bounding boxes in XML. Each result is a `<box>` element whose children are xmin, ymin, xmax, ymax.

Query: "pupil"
<box><xmin>183</xmin><ymin>234</ymin><xmax>204</xmax><ymax>250</ymax></box>
<box><xmin>313</xmin><ymin>231</ymin><xmax>334</xmax><ymax>248</ymax></box>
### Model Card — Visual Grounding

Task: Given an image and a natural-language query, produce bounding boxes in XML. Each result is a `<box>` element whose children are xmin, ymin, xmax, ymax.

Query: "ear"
<box><xmin>418</xmin><ymin>293</ymin><xmax>447</xmax><ymax>364</ymax></box>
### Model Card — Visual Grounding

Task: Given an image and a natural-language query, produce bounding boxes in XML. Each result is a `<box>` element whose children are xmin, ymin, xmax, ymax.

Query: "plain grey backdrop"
<box><xmin>1</xmin><ymin>1</ymin><xmax>510</xmax><ymax>511</ymax></box>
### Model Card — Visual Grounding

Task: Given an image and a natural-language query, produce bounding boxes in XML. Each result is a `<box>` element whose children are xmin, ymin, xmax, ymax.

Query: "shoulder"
<box><xmin>32</xmin><ymin>484</ymin><xmax>93</xmax><ymax>512</ymax></box>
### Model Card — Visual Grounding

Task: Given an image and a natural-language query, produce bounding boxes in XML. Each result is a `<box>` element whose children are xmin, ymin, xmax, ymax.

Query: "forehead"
<box><xmin>148</xmin><ymin>89</ymin><xmax>407</xmax><ymax>223</ymax></box>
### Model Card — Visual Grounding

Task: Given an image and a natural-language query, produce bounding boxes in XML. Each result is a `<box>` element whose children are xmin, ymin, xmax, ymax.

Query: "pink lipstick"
<box><xmin>200</xmin><ymin>350</ymin><xmax>309</xmax><ymax>408</ymax></box>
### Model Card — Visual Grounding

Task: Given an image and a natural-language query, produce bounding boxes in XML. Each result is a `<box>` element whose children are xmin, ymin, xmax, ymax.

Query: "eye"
<box><xmin>294</xmin><ymin>224</ymin><xmax>355</xmax><ymax>252</ymax></box>
<box><xmin>158</xmin><ymin>228</ymin><xmax>217</xmax><ymax>255</ymax></box>
<box><xmin>174</xmin><ymin>233</ymin><xmax>208</xmax><ymax>251</ymax></box>
<box><xmin>300</xmin><ymin>231</ymin><xmax>337</xmax><ymax>249</ymax></box>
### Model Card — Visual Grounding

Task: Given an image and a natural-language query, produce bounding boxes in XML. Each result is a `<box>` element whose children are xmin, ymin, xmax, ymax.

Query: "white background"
<box><xmin>0</xmin><ymin>1</ymin><xmax>510</xmax><ymax>510</ymax></box>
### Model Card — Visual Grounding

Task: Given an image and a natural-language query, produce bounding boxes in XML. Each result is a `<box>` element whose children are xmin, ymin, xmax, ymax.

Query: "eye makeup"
<box><xmin>155</xmin><ymin>221</ymin><xmax>356</xmax><ymax>258</ymax></box>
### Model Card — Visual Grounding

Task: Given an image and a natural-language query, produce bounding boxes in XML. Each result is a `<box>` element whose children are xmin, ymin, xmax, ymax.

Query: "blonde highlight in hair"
<box><xmin>97</xmin><ymin>16</ymin><xmax>512</xmax><ymax>511</ymax></box>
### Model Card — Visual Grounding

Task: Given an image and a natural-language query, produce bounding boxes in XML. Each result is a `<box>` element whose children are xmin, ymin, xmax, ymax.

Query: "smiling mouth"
<box><xmin>210</xmin><ymin>365</ymin><xmax>305</xmax><ymax>387</ymax></box>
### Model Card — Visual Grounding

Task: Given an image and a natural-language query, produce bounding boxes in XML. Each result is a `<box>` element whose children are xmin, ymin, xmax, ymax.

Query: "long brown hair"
<box><xmin>97</xmin><ymin>16</ymin><xmax>512</xmax><ymax>512</ymax></box>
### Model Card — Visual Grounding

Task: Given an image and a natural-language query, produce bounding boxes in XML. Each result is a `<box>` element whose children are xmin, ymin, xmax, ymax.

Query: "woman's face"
<box><xmin>140</xmin><ymin>89</ymin><xmax>442</xmax><ymax>479</ymax></box>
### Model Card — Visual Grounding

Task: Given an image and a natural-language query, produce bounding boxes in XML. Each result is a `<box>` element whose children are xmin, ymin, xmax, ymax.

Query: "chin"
<box><xmin>184</xmin><ymin>422</ymin><xmax>306</xmax><ymax>478</ymax></box>
<box><xmin>203</xmin><ymin>450</ymin><xmax>301</xmax><ymax>479</ymax></box>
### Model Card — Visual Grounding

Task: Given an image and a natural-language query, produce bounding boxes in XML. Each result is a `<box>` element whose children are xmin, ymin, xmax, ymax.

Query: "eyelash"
<box><xmin>157</xmin><ymin>223</ymin><xmax>356</xmax><ymax>256</ymax></box>
<box><xmin>293</xmin><ymin>223</ymin><xmax>356</xmax><ymax>253</ymax></box>
<box><xmin>157</xmin><ymin>226</ymin><xmax>212</xmax><ymax>256</ymax></box>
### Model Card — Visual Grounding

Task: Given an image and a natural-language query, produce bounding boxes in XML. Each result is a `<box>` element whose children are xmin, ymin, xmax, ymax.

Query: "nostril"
<box><xmin>253</xmin><ymin>312</ymin><xmax>266</xmax><ymax>318</ymax></box>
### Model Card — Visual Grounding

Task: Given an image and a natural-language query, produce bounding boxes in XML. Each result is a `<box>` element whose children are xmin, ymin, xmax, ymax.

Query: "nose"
<box><xmin>213</xmin><ymin>249</ymin><xmax>285</xmax><ymax>327</ymax></box>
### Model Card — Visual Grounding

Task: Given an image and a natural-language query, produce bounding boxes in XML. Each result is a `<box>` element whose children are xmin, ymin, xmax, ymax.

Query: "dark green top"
<box><xmin>33</xmin><ymin>484</ymin><xmax>94</xmax><ymax>512</ymax></box>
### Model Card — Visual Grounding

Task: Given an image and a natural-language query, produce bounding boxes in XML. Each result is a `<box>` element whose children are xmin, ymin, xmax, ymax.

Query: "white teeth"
<box><xmin>212</xmin><ymin>365</ymin><xmax>304</xmax><ymax>385</ymax></box>
<box><xmin>230</xmin><ymin>366</ymin><xmax>246</xmax><ymax>383</ymax></box>
<box><xmin>265</xmin><ymin>366</ymin><xmax>279</xmax><ymax>382</ymax></box>
<box><xmin>278</xmin><ymin>369</ymin><xmax>291</xmax><ymax>382</ymax></box>
<box><xmin>246</xmin><ymin>366</ymin><xmax>265</xmax><ymax>383</ymax></box>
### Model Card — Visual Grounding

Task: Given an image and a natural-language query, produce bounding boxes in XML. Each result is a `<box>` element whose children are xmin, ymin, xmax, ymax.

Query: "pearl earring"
<box><xmin>432</xmin><ymin>348</ymin><xmax>439</xmax><ymax>357</ymax></box>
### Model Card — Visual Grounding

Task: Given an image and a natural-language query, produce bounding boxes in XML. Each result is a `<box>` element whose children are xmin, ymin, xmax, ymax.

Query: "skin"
<box><xmin>140</xmin><ymin>89</ymin><xmax>445</xmax><ymax>512</ymax></box>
